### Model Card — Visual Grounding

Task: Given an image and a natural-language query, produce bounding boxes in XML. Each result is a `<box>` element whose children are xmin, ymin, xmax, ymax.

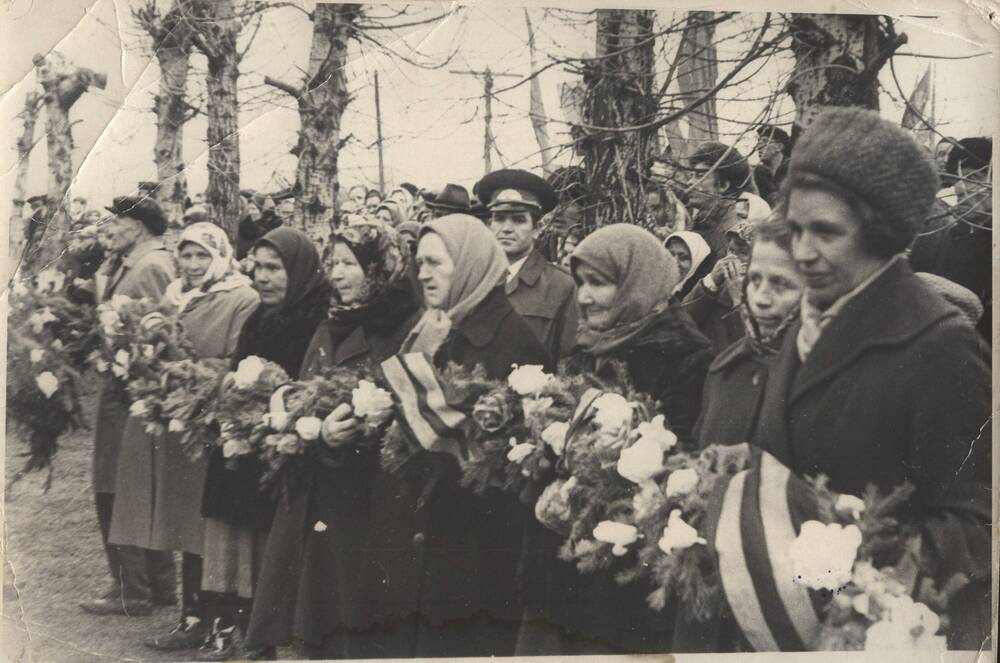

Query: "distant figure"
<box><xmin>686</xmin><ymin>141</ymin><xmax>751</xmax><ymax>259</ymax></box>
<box><xmin>752</xmin><ymin>124</ymin><xmax>790</xmax><ymax>205</ymax></box>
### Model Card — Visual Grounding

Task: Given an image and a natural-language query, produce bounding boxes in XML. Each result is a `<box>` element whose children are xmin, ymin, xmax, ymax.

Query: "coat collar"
<box><xmin>122</xmin><ymin>238</ymin><xmax>166</xmax><ymax>268</ymax></box>
<box><xmin>707</xmin><ymin>336</ymin><xmax>756</xmax><ymax>373</ymax></box>
<box><xmin>505</xmin><ymin>248</ymin><xmax>545</xmax><ymax>295</ymax></box>
<box><xmin>788</xmin><ymin>259</ymin><xmax>958</xmax><ymax>404</ymax></box>
<box><xmin>452</xmin><ymin>286</ymin><xmax>513</xmax><ymax>348</ymax></box>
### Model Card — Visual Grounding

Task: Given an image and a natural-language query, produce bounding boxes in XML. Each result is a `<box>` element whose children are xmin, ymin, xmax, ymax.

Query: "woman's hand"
<box><xmin>321</xmin><ymin>403</ymin><xmax>359</xmax><ymax>447</ymax></box>
<box><xmin>710</xmin><ymin>255</ymin><xmax>742</xmax><ymax>288</ymax></box>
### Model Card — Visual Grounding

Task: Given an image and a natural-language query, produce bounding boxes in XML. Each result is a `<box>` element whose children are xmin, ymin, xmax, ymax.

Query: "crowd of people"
<box><xmin>28</xmin><ymin>107</ymin><xmax>992</xmax><ymax>660</ymax></box>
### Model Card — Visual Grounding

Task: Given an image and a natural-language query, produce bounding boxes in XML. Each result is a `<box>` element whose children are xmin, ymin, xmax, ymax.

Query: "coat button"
<box><xmin>412</xmin><ymin>532</ymin><xmax>426</xmax><ymax>544</ymax></box>
<box><xmin>752</xmin><ymin>372</ymin><xmax>761</xmax><ymax>386</ymax></box>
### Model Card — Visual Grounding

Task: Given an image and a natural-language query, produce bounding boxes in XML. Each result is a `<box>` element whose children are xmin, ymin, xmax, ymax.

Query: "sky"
<box><xmin>1</xmin><ymin>0</ymin><xmax>997</xmax><ymax>219</ymax></box>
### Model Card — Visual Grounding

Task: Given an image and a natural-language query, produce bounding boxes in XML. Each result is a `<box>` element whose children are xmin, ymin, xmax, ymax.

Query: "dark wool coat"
<box><xmin>694</xmin><ymin>335</ymin><xmax>771</xmax><ymax>448</ymax></box>
<box><xmin>681</xmin><ymin>278</ymin><xmax>746</xmax><ymax>355</ymax></box>
<box><xmin>92</xmin><ymin>239</ymin><xmax>175</xmax><ymax>494</ymax></box>
<box><xmin>518</xmin><ymin>307</ymin><xmax>713</xmax><ymax>655</ymax></box>
<box><xmin>246</xmin><ymin>287</ymin><xmax>421</xmax><ymax>652</ymax></box>
<box><xmin>752</xmin><ymin>260</ymin><xmax>992</xmax><ymax>649</ymax></box>
<box><xmin>201</xmin><ymin>281</ymin><xmax>332</xmax><ymax>530</ymax></box>
<box><xmin>346</xmin><ymin>287</ymin><xmax>552</xmax><ymax>659</ymax></box>
<box><xmin>506</xmin><ymin>249</ymin><xmax>578</xmax><ymax>360</ymax></box>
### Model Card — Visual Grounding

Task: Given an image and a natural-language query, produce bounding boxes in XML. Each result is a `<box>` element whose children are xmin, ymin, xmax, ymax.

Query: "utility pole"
<box><xmin>449</xmin><ymin>66</ymin><xmax>520</xmax><ymax>174</ymax></box>
<box><xmin>374</xmin><ymin>70</ymin><xmax>385</xmax><ymax>193</ymax></box>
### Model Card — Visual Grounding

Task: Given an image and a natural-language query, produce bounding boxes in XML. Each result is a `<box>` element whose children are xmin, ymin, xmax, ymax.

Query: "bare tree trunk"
<box><xmin>266</xmin><ymin>4</ymin><xmax>358</xmax><ymax>231</ymax></box>
<box><xmin>29</xmin><ymin>53</ymin><xmax>106</xmax><ymax>272</ymax></box>
<box><xmin>580</xmin><ymin>9</ymin><xmax>657</xmax><ymax>226</ymax></box>
<box><xmin>9</xmin><ymin>92</ymin><xmax>42</xmax><ymax>261</ymax></box>
<box><xmin>670</xmin><ymin>11</ymin><xmax>719</xmax><ymax>154</ymax></box>
<box><xmin>136</xmin><ymin>3</ymin><xmax>195</xmax><ymax>229</ymax></box>
<box><xmin>786</xmin><ymin>14</ymin><xmax>906</xmax><ymax>137</ymax></box>
<box><xmin>524</xmin><ymin>9</ymin><xmax>556</xmax><ymax>177</ymax></box>
<box><xmin>188</xmin><ymin>0</ymin><xmax>242</xmax><ymax>239</ymax></box>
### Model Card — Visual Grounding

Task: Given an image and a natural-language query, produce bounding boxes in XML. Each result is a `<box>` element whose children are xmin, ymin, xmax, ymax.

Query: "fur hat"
<box><xmin>786</xmin><ymin>107</ymin><xmax>938</xmax><ymax>248</ymax></box>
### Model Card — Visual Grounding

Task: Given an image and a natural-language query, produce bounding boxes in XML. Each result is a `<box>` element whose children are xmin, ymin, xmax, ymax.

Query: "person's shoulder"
<box><xmin>707</xmin><ymin>336</ymin><xmax>756</xmax><ymax>374</ymax></box>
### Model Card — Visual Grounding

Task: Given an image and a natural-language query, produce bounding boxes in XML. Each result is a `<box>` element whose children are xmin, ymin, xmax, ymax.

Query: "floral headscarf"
<box><xmin>164</xmin><ymin>222</ymin><xmax>250</xmax><ymax>312</ymax></box>
<box><xmin>327</xmin><ymin>220</ymin><xmax>408</xmax><ymax>320</ymax></box>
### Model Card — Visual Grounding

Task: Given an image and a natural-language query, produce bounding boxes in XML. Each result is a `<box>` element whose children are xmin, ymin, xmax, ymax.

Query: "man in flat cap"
<box><xmin>475</xmin><ymin>169</ymin><xmax>578</xmax><ymax>360</ymax></box>
<box><xmin>81</xmin><ymin>194</ymin><xmax>177</xmax><ymax>617</ymax></box>
<box><xmin>685</xmin><ymin>141</ymin><xmax>753</xmax><ymax>260</ymax></box>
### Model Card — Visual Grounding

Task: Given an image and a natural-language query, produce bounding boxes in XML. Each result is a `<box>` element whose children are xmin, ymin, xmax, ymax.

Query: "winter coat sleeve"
<box><xmin>222</xmin><ymin>289</ymin><xmax>262</xmax><ymax>358</ymax></box>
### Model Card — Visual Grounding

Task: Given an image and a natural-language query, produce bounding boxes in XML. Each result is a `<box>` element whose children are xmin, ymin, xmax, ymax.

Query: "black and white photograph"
<box><xmin>1</xmin><ymin>0</ymin><xmax>995</xmax><ymax>661</ymax></box>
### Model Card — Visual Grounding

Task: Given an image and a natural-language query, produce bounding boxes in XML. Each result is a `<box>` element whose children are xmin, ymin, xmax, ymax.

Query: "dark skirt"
<box><xmin>201</xmin><ymin>447</ymin><xmax>275</xmax><ymax>530</ymax></box>
<box><xmin>245</xmin><ymin>449</ymin><xmax>377</xmax><ymax>650</ymax></box>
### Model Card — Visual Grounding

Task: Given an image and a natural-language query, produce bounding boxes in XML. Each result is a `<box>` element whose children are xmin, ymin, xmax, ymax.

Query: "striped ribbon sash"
<box><xmin>379</xmin><ymin>353</ymin><xmax>479</xmax><ymax>465</ymax></box>
<box><xmin>708</xmin><ymin>446</ymin><xmax>827</xmax><ymax>651</ymax></box>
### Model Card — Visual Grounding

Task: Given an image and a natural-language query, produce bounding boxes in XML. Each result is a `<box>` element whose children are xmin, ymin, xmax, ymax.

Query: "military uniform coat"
<box><xmin>92</xmin><ymin>239</ymin><xmax>175</xmax><ymax>494</ymax></box>
<box><xmin>109</xmin><ymin>286</ymin><xmax>260</xmax><ymax>554</ymax></box>
<box><xmin>751</xmin><ymin>260</ymin><xmax>992</xmax><ymax>649</ymax></box>
<box><xmin>506</xmin><ymin>249</ymin><xmax>578</xmax><ymax>360</ymax></box>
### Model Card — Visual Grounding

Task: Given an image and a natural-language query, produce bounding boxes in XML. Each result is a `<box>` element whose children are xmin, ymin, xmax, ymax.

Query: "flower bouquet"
<box><xmin>90</xmin><ymin>295</ymin><xmax>185</xmax><ymax>381</ymax></box>
<box><xmin>146</xmin><ymin>357</ymin><xmax>232</xmax><ymax>460</ymax></box>
<box><xmin>257</xmin><ymin>366</ymin><xmax>393</xmax><ymax>483</ymax></box>
<box><xmin>215</xmin><ymin>356</ymin><xmax>290</xmax><ymax>465</ymax></box>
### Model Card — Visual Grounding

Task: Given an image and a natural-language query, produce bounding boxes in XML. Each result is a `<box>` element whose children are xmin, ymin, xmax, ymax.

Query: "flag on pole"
<box><xmin>901</xmin><ymin>66</ymin><xmax>932</xmax><ymax>130</ymax></box>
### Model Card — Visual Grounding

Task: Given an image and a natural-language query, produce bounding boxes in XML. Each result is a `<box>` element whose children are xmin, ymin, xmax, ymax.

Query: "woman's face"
<box><xmin>416</xmin><ymin>232</ymin><xmax>454</xmax><ymax>309</ymax></box>
<box><xmin>253</xmin><ymin>245</ymin><xmax>289</xmax><ymax>306</ymax></box>
<box><xmin>575</xmin><ymin>263</ymin><xmax>619</xmax><ymax>331</ymax></box>
<box><xmin>746</xmin><ymin>240</ymin><xmax>804</xmax><ymax>338</ymax></box>
<box><xmin>665</xmin><ymin>238</ymin><xmax>692</xmax><ymax>275</ymax></box>
<box><xmin>329</xmin><ymin>242</ymin><xmax>366</xmax><ymax>306</ymax></box>
<box><xmin>178</xmin><ymin>243</ymin><xmax>214</xmax><ymax>287</ymax></box>
<box><xmin>375</xmin><ymin>208</ymin><xmax>394</xmax><ymax>225</ymax></box>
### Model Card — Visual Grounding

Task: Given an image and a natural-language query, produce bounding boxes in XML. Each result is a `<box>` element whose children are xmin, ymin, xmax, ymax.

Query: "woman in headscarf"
<box><xmin>109</xmin><ymin>223</ymin><xmax>260</xmax><ymax>652</ymax></box>
<box><xmin>345</xmin><ymin>214</ymin><xmax>550</xmax><ymax>660</ymax></box>
<box><xmin>517</xmin><ymin>224</ymin><xmax>713</xmax><ymax>657</ymax></box>
<box><xmin>374</xmin><ymin>200</ymin><xmax>405</xmax><ymax>227</ymax></box>
<box><xmin>664</xmin><ymin>230</ymin><xmax>713</xmax><ymax>301</ymax></box>
<box><xmin>196</xmin><ymin>227</ymin><xmax>332</xmax><ymax>661</ymax></box>
<box><xmin>244</xmin><ymin>222</ymin><xmax>421</xmax><ymax>658</ymax></box>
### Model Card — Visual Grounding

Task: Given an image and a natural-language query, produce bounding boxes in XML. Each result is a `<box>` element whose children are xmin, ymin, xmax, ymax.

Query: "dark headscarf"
<box><xmin>254</xmin><ymin>226</ymin><xmax>325</xmax><ymax>314</ymax></box>
<box><xmin>570</xmin><ymin>224</ymin><xmax>681</xmax><ymax>356</ymax></box>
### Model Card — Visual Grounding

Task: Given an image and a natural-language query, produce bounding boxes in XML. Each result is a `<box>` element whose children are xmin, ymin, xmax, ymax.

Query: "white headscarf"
<box><xmin>164</xmin><ymin>222</ymin><xmax>251</xmax><ymax>312</ymax></box>
<box><xmin>664</xmin><ymin>231</ymin><xmax>712</xmax><ymax>296</ymax></box>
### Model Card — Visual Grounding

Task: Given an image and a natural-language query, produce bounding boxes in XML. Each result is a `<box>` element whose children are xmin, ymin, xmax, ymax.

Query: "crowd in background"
<box><xmin>19</xmin><ymin>108</ymin><xmax>994</xmax><ymax>660</ymax></box>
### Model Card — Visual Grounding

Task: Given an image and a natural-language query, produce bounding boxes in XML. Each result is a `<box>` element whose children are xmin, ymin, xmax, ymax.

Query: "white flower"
<box><xmin>522</xmin><ymin>396</ymin><xmax>554</xmax><ymax>421</ymax></box>
<box><xmin>140</xmin><ymin>344</ymin><xmax>156</xmax><ymax>359</ymax></box>
<box><xmin>114</xmin><ymin>349</ymin><xmax>130</xmax><ymax>366</ymax></box>
<box><xmin>351</xmin><ymin>380</ymin><xmax>393</xmax><ymax>419</ymax></box>
<box><xmin>29</xmin><ymin>308</ymin><xmax>58</xmax><ymax>334</ymax></box>
<box><xmin>95</xmin><ymin>359</ymin><xmax>109</xmax><ymax>373</ymax></box>
<box><xmin>635</xmin><ymin>415</ymin><xmax>677</xmax><ymax>452</ymax></box>
<box><xmin>111</xmin><ymin>364</ymin><xmax>128</xmax><ymax>378</ymax></box>
<box><xmin>632</xmin><ymin>480</ymin><xmax>665</xmax><ymax>522</ymax></box>
<box><xmin>313</xmin><ymin>521</ymin><xmax>328</xmax><ymax>532</ymax></box>
<box><xmin>835</xmin><ymin>494</ymin><xmax>867</xmax><ymax>521</ymax></box>
<box><xmin>658</xmin><ymin>509</ymin><xmax>706</xmax><ymax>554</ymax></box>
<box><xmin>789</xmin><ymin>521</ymin><xmax>862</xmax><ymax>592</ymax></box>
<box><xmin>541</xmin><ymin>421</ymin><xmax>569</xmax><ymax>456</ymax></box>
<box><xmin>665</xmin><ymin>468</ymin><xmax>700</xmax><ymax>498</ymax></box>
<box><xmin>593</xmin><ymin>521</ymin><xmax>638</xmax><ymax>556</ymax></box>
<box><xmin>35</xmin><ymin>372</ymin><xmax>59</xmax><ymax>398</ymax></box>
<box><xmin>52</xmin><ymin>339</ymin><xmax>63</xmax><ymax>350</ymax></box>
<box><xmin>12</xmin><ymin>280</ymin><xmax>30</xmax><ymax>297</ymax></box>
<box><xmin>295</xmin><ymin>416</ymin><xmax>323</xmax><ymax>440</ymax></box>
<box><xmin>617</xmin><ymin>436</ymin><xmax>665</xmax><ymax>484</ymax></box>
<box><xmin>129</xmin><ymin>400</ymin><xmax>149</xmax><ymax>416</ymax></box>
<box><xmin>73</xmin><ymin>277</ymin><xmax>89</xmax><ymax>288</ymax></box>
<box><xmin>98</xmin><ymin>308</ymin><xmax>121</xmax><ymax>331</ymax></box>
<box><xmin>852</xmin><ymin>593</ymin><xmax>871</xmax><ymax>617</ymax></box>
<box><xmin>507</xmin><ymin>364</ymin><xmax>553</xmax><ymax>396</ymax></box>
<box><xmin>168</xmin><ymin>419</ymin><xmax>186</xmax><ymax>433</ymax></box>
<box><xmin>865</xmin><ymin>597</ymin><xmax>945</xmax><ymax>654</ymax></box>
<box><xmin>222</xmin><ymin>437</ymin><xmax>252</xmax><ymax>458</ymax></box>
<box><xmin>591</xmin><ymin>393</ymin><xmax>633</xmax><ymax>431</ymax></box>
<box><xmin>29</xmin><ymin>348</ymin><xmax>44</xmax><ymax>363</ymax></box>
<box><xmin>109</xmin><ymin>294</ymin><xmax>133</xmax><ymax>310</ymax></box>
<box><xmin>507</xmin><ymin>442</ymin><xmax>535</xmax><ymax>464</ymax></box>
<box><xmin>232</xmin><ymin>356</ymin><xmax>265</xmax><ymax>388</ymax></box>
<box><xmin>36</xmin><ymin>268</ymin><xmax>66</xmax><ymax>292</ymax></box>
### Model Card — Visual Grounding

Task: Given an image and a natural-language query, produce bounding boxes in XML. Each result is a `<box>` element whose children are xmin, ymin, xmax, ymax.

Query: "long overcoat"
<box><xmin>506</xmin><ymin>249</ymin><xmax>578</xmax><ymax>360</ymax></box>
<box><xmin>346</xmin><ymin>286</ymin><xmax>551</xmax><ymax>659</ymax></box>
<box><xmin>92</xmin><ymin>239</ymin><xmax>175</xmax><ymax>494</ymax></box>
<box><xmin>694</xmin><ymin>335</ymin><xmax>770</xmax><ymax>448</ymax></box>
<box><xmin>108</xmin><ymin>286</ymin><xmax>260</xmax><ymax>554</ymax></box>
<box><xmin>246</xmin><ymin>289</ymin><xmax>421</xmax><ymax>652</ymax></box>
<box><xmin>751</xmin><ymin>259</ymin><xmax>992</xmax><ymax>649</ymax></box>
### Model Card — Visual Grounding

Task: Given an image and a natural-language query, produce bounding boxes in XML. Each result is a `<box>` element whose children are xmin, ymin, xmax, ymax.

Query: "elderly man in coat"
<box><xmin>752</xmin><ymin>108</ymin><xmax>992</xmax><ymax>650</ymax></box>
<box><xmin>80</xmin><ymin>195</ymin><xmax>178</xmax><ymax>617</ymax></box>
<box><xmin>475</xmin><ymin>169</ymin><xmax>578</xmax><ymax>360</ymax></box>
